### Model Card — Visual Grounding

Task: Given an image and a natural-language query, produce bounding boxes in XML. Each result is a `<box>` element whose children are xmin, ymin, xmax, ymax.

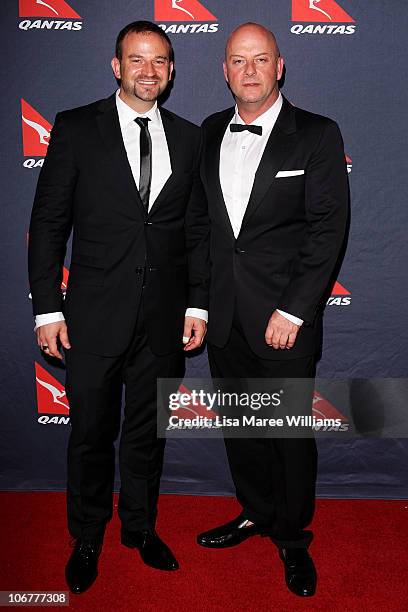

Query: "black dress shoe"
<box><xmin>65</xmin><ymin>539</ymin><xmax>102</xmax><ymax>594</ymax></box>
<box><xmin>197</xmin><ymin>515</ymin><xmax>259</xmax><ymax>548</ymax></box>
<box><xmin>121</xmin><ymin>529</ymin><xmax>179</xmax><ymax>571</ymax></box>
<box><xmin>279</xmin><ymin>547</ymin><xmax>317</xmax><ymax>597</ymax></box>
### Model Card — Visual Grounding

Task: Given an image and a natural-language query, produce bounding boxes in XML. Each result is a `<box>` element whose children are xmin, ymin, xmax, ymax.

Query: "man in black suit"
<box><xmin>196</xmin><ymin>23</ymin><xmax>348</xmax><ymax>597</ymax></box>
<box><xmin>28</xmin><ymin>21</ymin><xmax>209</xmax><ymax>593</ymax></box>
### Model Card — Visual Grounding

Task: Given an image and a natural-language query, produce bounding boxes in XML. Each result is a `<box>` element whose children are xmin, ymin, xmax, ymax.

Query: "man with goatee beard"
<box><xmin>28</xmin><ymin>21</ymin><xmax>209</xmax><ymax>594</ymax></box>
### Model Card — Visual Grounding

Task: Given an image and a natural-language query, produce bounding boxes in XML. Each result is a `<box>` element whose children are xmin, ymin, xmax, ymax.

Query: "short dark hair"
<box><xmin>115</xmin><ymin>21</ymin><xmax>174</xmax><ymax>63</ymax></box>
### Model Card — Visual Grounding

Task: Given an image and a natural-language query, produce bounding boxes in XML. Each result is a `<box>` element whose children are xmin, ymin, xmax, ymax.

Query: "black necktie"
<box><xmin>230</xmin><ymin>123</ymin><xmax>262</xmax><ymax>136</ymax></box>
<box><xmin>135</xmin><ymin>117</ymin><xmax>152</xmax><ymax>210</ymax></box>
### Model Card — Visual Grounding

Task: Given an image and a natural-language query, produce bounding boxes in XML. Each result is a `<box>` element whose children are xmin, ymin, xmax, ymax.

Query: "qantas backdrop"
<box><xmin>1</xmin><ymin>0</ymin><xmax>408</xmax><ymax>498</ymax></box>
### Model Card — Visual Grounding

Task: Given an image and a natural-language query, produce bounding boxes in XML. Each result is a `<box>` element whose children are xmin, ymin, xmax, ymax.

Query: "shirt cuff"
<box><xmin>276</xmin><ymin>309</ymin><xmax>303</xmax><ymax>326</ymax></box>
<box><xmin>34</xmin><ymin>312</ymin><xmax>65</xmax><ymax>332</ymax></box>
<box><xmin>185</xmin><ymin>308</ymin><xmax>208</xmax><ymax>323</ymax></box>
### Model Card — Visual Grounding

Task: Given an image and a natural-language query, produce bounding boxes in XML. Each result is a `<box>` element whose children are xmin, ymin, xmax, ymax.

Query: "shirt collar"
<box><xmin>232</xmin><ymin>91</ymin><xmax>283</xmax><ymax>133</ymax></box>
<box><xmin>115</xmin><ymin>89</ymin><xmax>161</xmax><ymax>129</ymax></box>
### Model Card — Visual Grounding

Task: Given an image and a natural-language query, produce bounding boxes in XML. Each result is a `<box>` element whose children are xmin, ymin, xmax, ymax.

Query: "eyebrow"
<box><xmin>128</xmin><ymin>53</ymin><xmax>169</xmax><ymax>60</ymax></box>
<box><xmin>230</xmin><ymin>52</ymin><xmax>272</xmax><ymax>58</ymax></box>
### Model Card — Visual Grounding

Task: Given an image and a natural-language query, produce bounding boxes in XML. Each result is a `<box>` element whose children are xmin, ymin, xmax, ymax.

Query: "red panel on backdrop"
<box><xmin>19</xmin><ymin>0</ymin><xmax>81</xmax><ymax>18</ymax></box>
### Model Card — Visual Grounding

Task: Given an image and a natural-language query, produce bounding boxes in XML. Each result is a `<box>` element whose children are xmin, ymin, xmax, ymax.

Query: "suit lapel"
<box><xmin>95</xmin><ymin>95</ymin><xmax>146</xmax><ymax>218</ymax></box>
<box><xmin>240</xmin><ymin>96</ymin><xmax>298</xmax><ymax>232</ymax></box>
<box><xmin>204</xmin><ymin>107</ymin><xmax>235</xmax><ymax>239</ymax></box>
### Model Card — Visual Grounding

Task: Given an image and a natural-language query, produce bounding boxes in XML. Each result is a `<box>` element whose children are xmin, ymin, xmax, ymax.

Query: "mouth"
<box><xmin>242</xmin><ymin>82</ymin><xmax>260</xmax><ymax>87</ymax></box>
<box><xmin>137</xmin><ymin>80</ymin><xmax>160</xmax><ymax>86</ymax></box>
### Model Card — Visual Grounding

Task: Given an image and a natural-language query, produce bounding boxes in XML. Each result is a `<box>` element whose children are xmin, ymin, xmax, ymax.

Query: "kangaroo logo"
<box><xmin>19</xmin><ymin>0</ymin><xmax>81</xmax><ymax>18</ymax></box>
<box><xmin>22</xmin><ymin>115</ymin><xmax>50</xmax><ymax>146</ymax></box>
<box><xmin>291</xmin><ymin>0</ymin><xmax>354</xmax><ymax>23</ymax></box>
<box><xmin>21</xmin><ymin>99</ymin><xmax>53</xmax><ymax>157</ymax></box>
<box><xmin>36</xmin><ymin>0</ymin><xmax>59</xmax><ymax>16</ymax></box>
<box><xmin>154</xmin><ymin>0</ymin><xmax>217</xmax><ymax>22</ymax></box>
<box><xmin>172</xmin><ymin>0</ymin><xmax>194</xmax><ymax>20</ymax></box>
<box><xmin>35</xmin><ymin>362</ymin><xmax>70</xmax><ymax>415</ymax></box>
<box><xmin>313</xmin><ymin>390</ymin><xmax>347</xmax><ymax>422</ymax></box>
<box><xmin>309</xmin><ymin>0</ymin><xmax>332</xmax><ymax>20</ymax></box>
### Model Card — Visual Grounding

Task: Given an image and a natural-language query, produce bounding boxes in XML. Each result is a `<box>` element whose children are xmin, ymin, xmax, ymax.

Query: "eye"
<box><xmin>232</xmin><ymin>59</ymin><xmax>245</xmax><ymax>65</ymax></box>
<box><xmin>255</xmin><ymin>57</ymin><xmax>268</xmax><ymax>64</ymax></box>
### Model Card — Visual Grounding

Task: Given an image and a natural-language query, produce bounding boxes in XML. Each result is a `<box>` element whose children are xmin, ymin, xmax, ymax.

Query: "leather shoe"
<box><xmin>279</xmin><ymin>547</ymin><xmax>317</xmax><ymax>597</ymax></box>
<box><xmin>121</xmin><ymin>529</ymin><xmax>179</xmax><ymax>571</ymax></box>
<box><xmin>197</xmin><ymin>515</ymin><xmax>259</xmax><ymax>548</ymax></box>
<box><xmin>65</xmin><ymin>538</ymin><xmax>102</xmax><ymax>594</ymax></box>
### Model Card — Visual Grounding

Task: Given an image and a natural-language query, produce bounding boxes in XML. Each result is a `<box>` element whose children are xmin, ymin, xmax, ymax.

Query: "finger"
<box><xmin>265</xmin><ymin>324</ymin><xmax>274</xmax><ymax>346</ymax></box>
<box><xmin>286</xmin><ymin>331</ymin><xmax>298</xmax><ymax>349</ymax></box>
<box><xmin>279</xmin><ymin>332</ymin><xmax>289</xmax><ymax>350</ymax></box>
<box><xmin>183</xmin><ymin>319</ymin><xmax>193</xmax><ymax>345</ymax></box>
<box><xmin>45</xmin><ymin>336</ymin><xmax>63</xmax><ymax>360</ymax></box>
<box><xmin>184</xmin><ymin>335</ymin><xmax>200</xmax><ymax>351</ymax></box>
<box><xmin>59</xmin><ymin>327</ymin><xmax>71</xmax><ymax>350</ymax></box>
<box><xmin>271</xmin><ymin>329</ymin><xmax>281</xmax><ymax>350</ymax></box>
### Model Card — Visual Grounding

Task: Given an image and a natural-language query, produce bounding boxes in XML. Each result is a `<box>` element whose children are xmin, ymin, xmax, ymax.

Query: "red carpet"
<box><xmin>0</xmin><ymin>494</ymin><xmax>407</xmax><ymax>611</ymax></box>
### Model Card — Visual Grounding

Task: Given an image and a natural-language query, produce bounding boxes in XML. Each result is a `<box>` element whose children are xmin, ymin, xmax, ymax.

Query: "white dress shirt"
<box><xmin>219</xmin><ymin>92</ymin><xmax>303</xmax><ymax>326</ymax></box>
<box><xmin>35</xmin><ymin>91</ymin><xmax>208</xmax><ymax>330</ymax></box>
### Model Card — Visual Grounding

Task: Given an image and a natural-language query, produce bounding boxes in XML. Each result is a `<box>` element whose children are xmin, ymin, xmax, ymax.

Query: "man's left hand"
<box><xmin>183</xmin><ymin>316</ymin><xmax>207</xmax><ymax>351</ymax></box>
<box><xmin>265</xmin><ymin>310</ymin><xmax>300</xmax><ymax>350</ymax></box>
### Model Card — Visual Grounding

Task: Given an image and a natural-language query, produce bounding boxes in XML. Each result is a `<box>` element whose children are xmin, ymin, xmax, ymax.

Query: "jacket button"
<box><xmin>235</xmin><ymin>247</ymin><xmax>245</xmax><ymax>254</ymax></box>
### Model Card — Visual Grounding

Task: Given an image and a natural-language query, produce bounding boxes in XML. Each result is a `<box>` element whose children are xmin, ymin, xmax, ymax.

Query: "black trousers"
<box><xmin>207</xmin><ymin>314</ymin><xmax>317</xmax><ymax>549</ymax></box>
<box><xmin>64</xmin><ymin>298</ymin><xmax>185</xmax><ymax>540</ymax></box>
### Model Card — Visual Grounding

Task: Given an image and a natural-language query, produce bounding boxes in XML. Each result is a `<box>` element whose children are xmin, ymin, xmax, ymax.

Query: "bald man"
<box><xmin>196</xmin><ymin>23</ymin><xmax>348</xmax><ymax>597</ymax></box>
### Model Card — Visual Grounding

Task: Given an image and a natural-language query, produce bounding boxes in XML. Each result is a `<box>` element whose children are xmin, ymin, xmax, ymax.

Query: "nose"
<box><xmin>244</xmin><ymin>60</ymin><xmax>256</xmax><ymax>77</ymax></box>
<box><xmin>142</xmin><ymin>60</ymin><xmax>156</xmax><ymax>76</ymax></box>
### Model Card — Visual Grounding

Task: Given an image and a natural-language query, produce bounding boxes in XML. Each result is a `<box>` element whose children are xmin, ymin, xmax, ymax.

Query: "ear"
<box><xmin>223</xmin><ymin>60</ymin><xmax>228</xmax><ymax>83</ymax></box>
<box><xmin>277</xmin><ymin>56</ymin><xmax>284</xmax><ymax>82</ymax></box>
<box><xmin>168</xmin><ymin>61</ymin><xmax>174</xmax><ymax>80</ymax></box>
<box><xmin>111</xmin><ymin>57</ymin><xmax>121</xmax><ymax>80</ymax></box>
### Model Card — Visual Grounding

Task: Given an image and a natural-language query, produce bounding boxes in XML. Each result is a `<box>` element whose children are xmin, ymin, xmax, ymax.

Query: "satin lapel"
<box><xmin>95</xmin><ymin>95</ymin><xmax>145</xmax><ymax>217</ymax></box>
<box><xmin>148</xmin><ymin>107</ymin><xmax>183</xmax><ymax>218</ymax></box>
<box><xmin>240</xmin><ymin>97</ymin><xmax>298</xmax><ymax>232</ymax></box>
<box><xmin>204</xmin><ymin>108</ymin><xmax>235</xmax><ymax>239</ymax></box>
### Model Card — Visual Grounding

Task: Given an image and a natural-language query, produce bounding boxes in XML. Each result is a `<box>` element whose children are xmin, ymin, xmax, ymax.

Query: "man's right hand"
<box><xmin>36</xmin><ymin>321</ymin><xmax>71</xmax><ymax>360</ymax></box>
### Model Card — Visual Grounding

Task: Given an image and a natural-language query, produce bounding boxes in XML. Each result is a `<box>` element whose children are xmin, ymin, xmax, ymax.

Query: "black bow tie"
<box><xmin>230</xmin><ymin>123</ymin><xmax>262</xmax><ymax>136</ymax></box>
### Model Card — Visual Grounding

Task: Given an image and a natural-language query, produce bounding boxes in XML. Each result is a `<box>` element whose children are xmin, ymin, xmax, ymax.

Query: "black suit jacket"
<box><xmin>28</xmin><ymin>94</ymin><xmax>209</xmax><ymax>356</ymax></box>
<box><xmin>200</xmin><ymin>96</ymin><xmax>349</xmax><ymax>360</ymax></box>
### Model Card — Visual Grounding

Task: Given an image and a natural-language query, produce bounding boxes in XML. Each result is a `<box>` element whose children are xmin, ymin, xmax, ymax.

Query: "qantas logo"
<box><xmin>19</xmin><ymin>0</ymin><xmax>81</xmax><ymax>18</ymax></box>
<box><xmin>22</xmin><ymin>99</ymin><xmax>52</xmax><ymax>168</ymax></box>
<box><xmin>292</xmin><ymin>0</ymin><xmax>354</xmax><ymax>22</ymax></box>
<box><xmin>312</xmin><ymin>389</ymin><xmax>348</xmax><ymax>429</ymax></box>
<box><xmin>171</xmin><ymin>384</ymin><xmax>218</xmax><ymax>420</ymax></box>
<box><xmin>291</xmin><ymin>0</ymin><xmax>356</xmax><ymax>35</ymax></box>
<box><xmin>346</xmin><ymin>154</ymin><xmax>352</xmax><ymax>174</ymax></box>
<box><xmin>61</xmin><ymin>266</ymin><xmax>69</xmax><ymax>292</ymax></box>
<box><xmin>35</xmin><ymin>362</ymin><xmax>70</xmax><ymax>426</ymax></box>
<box><xmin>327</xmin><ymin>280</ymin><xmax>351</xmax><ymax>306</ymax></box>
<box><xmin>155</xmin><ymin>0</ymin><xmax>218</xmax><ymax>34</ymax></box>
<box><xmin>19</xmin><ymin>0</ymin><xmax>82</xmax><ymax>30</ymax></box>
<box><xmin>155</xmin><ymin>0</ymin><xmax>217</xmax><ymax>21</ymax></box>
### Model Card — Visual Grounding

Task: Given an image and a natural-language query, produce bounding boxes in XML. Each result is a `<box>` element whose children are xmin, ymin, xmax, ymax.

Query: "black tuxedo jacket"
<box><xmin>28</xmin><ymin>94</ymin><xmax>209</xmax><ymax>356</ymax></box>
<box><xmin>200</xmin><ymin>96</ymin><xmax>349</xmax><ymax>360</ymax></box>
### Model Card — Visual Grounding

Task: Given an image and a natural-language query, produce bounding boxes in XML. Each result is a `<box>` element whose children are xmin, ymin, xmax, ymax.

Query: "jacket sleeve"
<box><xmin>277</xmin><ymin>120</ymin><xmax>349</xmax><ymax>324</ymax></box>
<box><xmin>28</xmin><ymin>112</ymin><xmax>78</xmax><ymax>315</ymax></box>
<box><xmin>184</xmin><ymin>128</ymin><xmax>210</xmax><ymax>310</ymax></box>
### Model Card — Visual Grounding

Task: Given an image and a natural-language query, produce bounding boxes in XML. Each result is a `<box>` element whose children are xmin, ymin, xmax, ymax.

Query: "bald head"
<box><xmin>225</xmin><ymin>23</ymin><xmax>280</xmax><ymax>61</ymax></box>
<box><xmin>223</xmin><ymin>22</ymin><xmax>284</xmax><ymax>119</ymax></box>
